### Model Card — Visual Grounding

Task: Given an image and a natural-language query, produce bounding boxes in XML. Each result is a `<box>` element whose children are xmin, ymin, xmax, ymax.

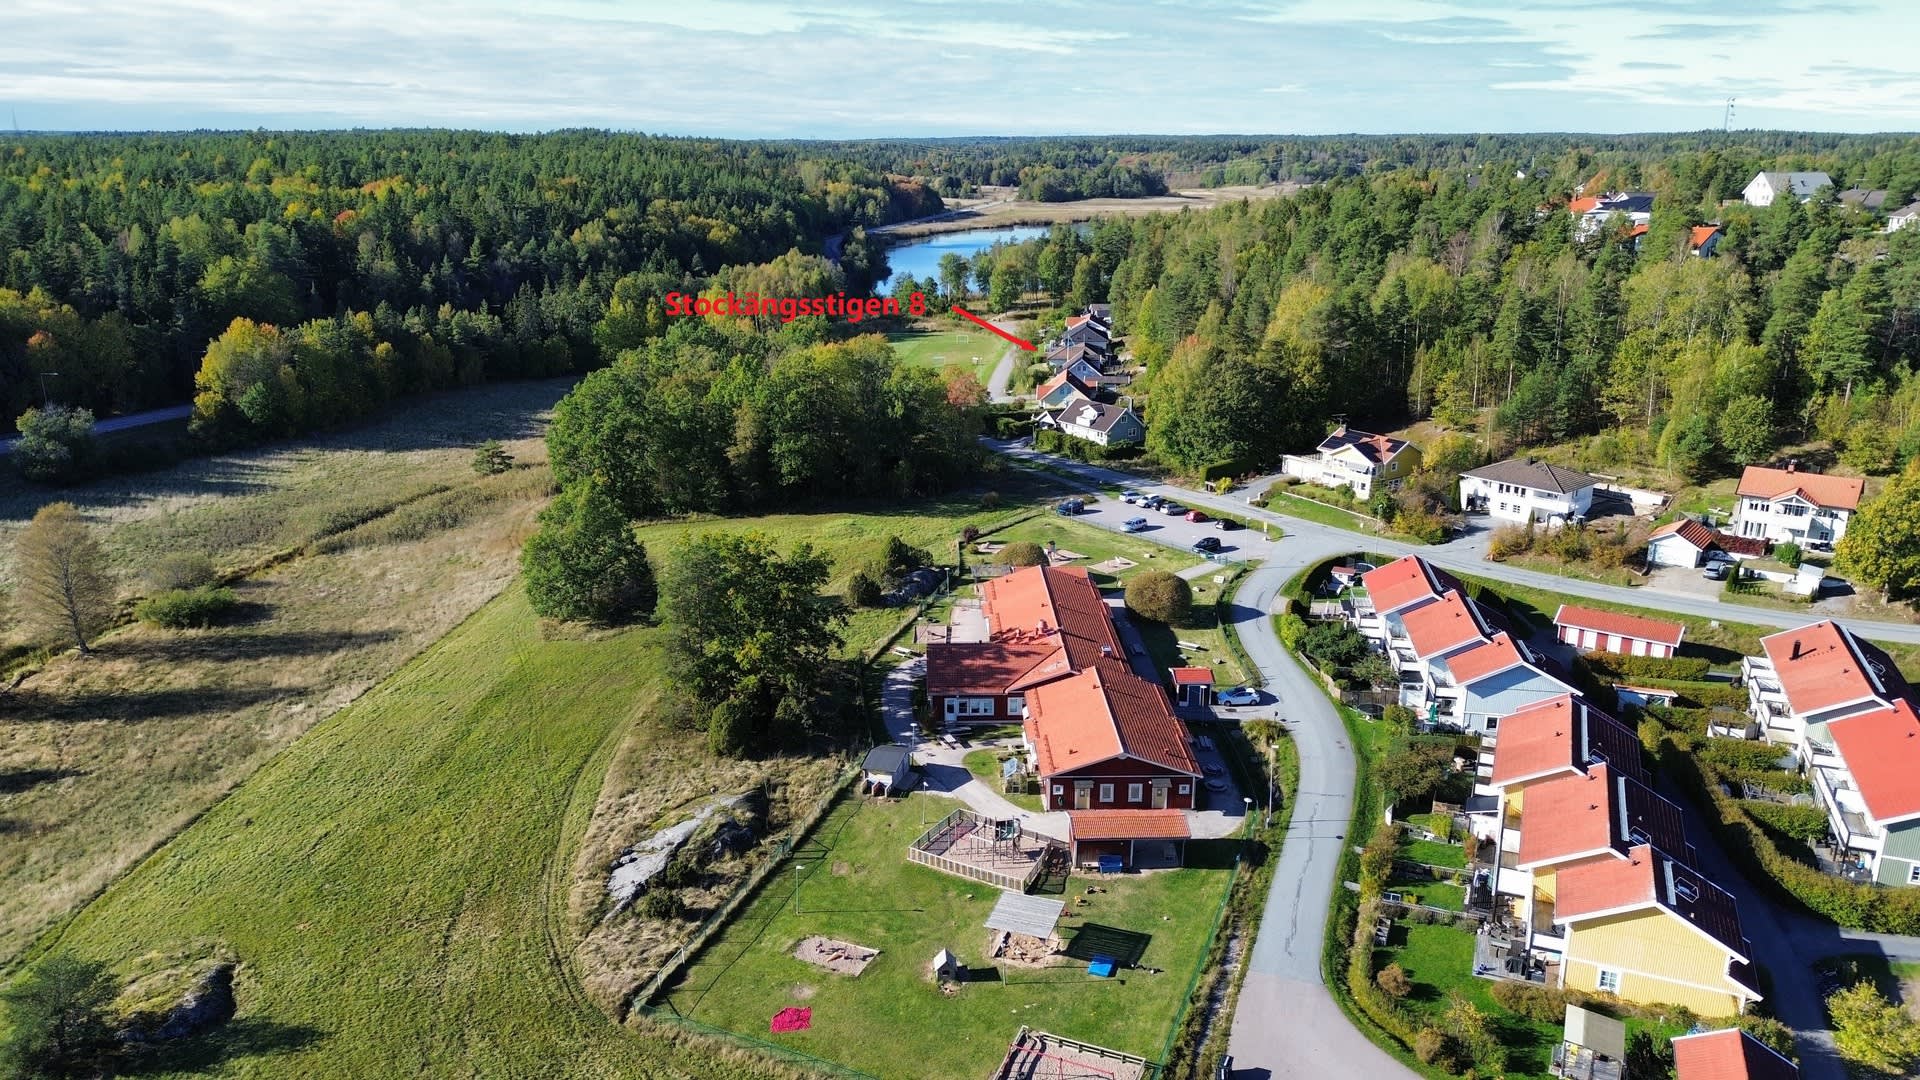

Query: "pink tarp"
<box><xmin>769</xmin><ymin>1006</ymin><xmax>812</xmax><ymax>1033</ymax></box>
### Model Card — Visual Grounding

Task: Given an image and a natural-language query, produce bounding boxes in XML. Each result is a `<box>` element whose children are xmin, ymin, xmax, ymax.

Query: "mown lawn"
<box><xmin>31</xmin><ymin>588</ymin><xmax>756</xmax><ymax>1078</ymax></box>
<box><xmin>663</xmin><ymin>793</ymin><xmax>1236</xmax><ymax>1080</ymax></box>
<box><xmin>1376</xmin><ymin>922</ymin><xmax>1561</xmax><ymax>1077</ymax></box>
<box><xmin>1400</xmin><ymin>838</ymin><xmax>1467</xmax><ymax>870</ymax></box>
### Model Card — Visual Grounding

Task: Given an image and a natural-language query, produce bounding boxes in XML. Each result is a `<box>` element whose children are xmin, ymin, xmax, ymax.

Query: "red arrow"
<box><xmin>952</xmin><ymin>306</ymin><xmax>1036</xmax><ymax>351</ymax></box>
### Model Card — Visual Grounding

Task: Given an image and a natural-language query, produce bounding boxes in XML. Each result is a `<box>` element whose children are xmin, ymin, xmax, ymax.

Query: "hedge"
<box><xmin>1200</xmin><ymin>459</ymin><xmax>1246</xmax><ymax>483</ymax></box>
<box><xmin>1584</xmin><ymin>653</ymin><xmax>1712</xmax><ymax>682</ymax></box>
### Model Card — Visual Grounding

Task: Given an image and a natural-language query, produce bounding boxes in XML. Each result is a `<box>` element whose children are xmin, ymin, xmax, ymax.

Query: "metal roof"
<box><xmin>984</xmin><ymin>890</ymin><xmax>1065</xmax><ymax>939</ymax></box>
<box><xmin>1563</xmin><ymin>1004</ymin><xmax>1626</xmax><ymax>1060</ymax></box>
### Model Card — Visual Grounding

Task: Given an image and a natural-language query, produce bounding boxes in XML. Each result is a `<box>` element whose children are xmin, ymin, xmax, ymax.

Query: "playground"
<box><xmin>656</xmin><ymin>793</ymin><xmax>1232</xmax><ymax>1080</ymax></box>
<box><xmin>907</xmin><ymin>808</ymin><xmax>1066</xmax><ymax>893</ymax></box>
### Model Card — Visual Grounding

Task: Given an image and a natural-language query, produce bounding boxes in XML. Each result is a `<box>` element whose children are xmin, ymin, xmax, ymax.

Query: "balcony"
<box><xmin>1529</xmin><ymin>896</ymin><xmax>1568</xmax><ymax>955</ymax></box>
<box><xmin>1811</xmin><ymin>766</ymin><xmax>1885</xmax><ymax>854</ymax></box>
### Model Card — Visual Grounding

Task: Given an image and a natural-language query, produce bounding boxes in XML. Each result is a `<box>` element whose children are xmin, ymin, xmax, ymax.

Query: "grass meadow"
<box><xmin>884</xmin><ymin>323</ymin><xmax>1005</xmax><ymax>385</ymax></box>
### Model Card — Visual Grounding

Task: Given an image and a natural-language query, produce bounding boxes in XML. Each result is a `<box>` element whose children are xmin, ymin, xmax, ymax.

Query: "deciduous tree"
<box><xmin>1828</xmin><ymin>980</ymin><xmax>1920</xmax><ymax>1074</ymax></box>
<box><xmin>1125</xmin><ymin>570</ymin><xmax>1192</xmax><ymax>624</ymax></box>
<box><xmin>521</xmin><ymin>479</ymin><xmax>654</xmax><ymax>623</ymax></box>
<box><xmin>1836</xmin><ymin>462</ymin><xmax>1920</xmax><ymax>602</ymax></box>
<box><xmin>0</xmin><ymin>952</ymin><xmax>121</xmax><ymax>1079</ymax></box>
<box><xmin>11</xmin><ymin>405</ymin><xmax>95</xmax><ymax>484</ymax></box>
<box><xmin>13</xmin><ymin>503</ymin><xmax>113</xmax><ymax>654</ymax></box>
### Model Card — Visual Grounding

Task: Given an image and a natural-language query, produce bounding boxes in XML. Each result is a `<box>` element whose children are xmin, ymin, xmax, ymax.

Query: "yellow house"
<box><xmin>1555</xmin><ymin>845</ymin><xmax>1761</xmax><ymax>1017</ymax></box>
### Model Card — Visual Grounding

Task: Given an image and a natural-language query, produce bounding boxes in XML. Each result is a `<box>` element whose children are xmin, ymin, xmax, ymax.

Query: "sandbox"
<box><xmin>793</xmin><ymin>935</ymin><xmax>879</xmax><ymax>976</ymax></box>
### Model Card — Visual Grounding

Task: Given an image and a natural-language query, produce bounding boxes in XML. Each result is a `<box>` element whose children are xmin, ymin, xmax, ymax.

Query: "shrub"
<box><xmin>12</xmin><ymin>404</ymin><xmax>96</xmax><ymax>484</ymax></box>
<box><xmin>1300</xmin><ymin>621</ymin><xmax>1369</xmax><ymax>670</ymax></box>
<box><xmin>1489</xmin><ymin>979</ymin><xmax>1576</xmax><ymax>1023</ymax></box>
<box><xmin>960</xmin><ymin>524</ymin><xmax>980</xmax><ymax>543</ymax></box>
<box><xmin>980</xmin><ymin>491</ymin><xmax>1002</xmax><ymax>509</ymax></box>
<box><xmin>143</xmin><ymin>551</ymin><xmax>218</xmax><ymax>593</ymax></box>
<box><xmin>1199</xmin><ymin>460</ymin><xmax>1243</xmax><ymax>483</ymax></box>
<box><xmin>134</xmin><ymin>586</ymin><xmax>239</xmax><ymax>629</ymax></box>
<box><xmin>1367</xmin><ymin>489</ymin><xmax>1398</xmax><ymax>522</ymax></box>
<box><xmin>1376</xmin><ymin>963</ymin><xmax>1412</xmax><ymax>999</ymax></box>
<box><xmin>846</xmin><ymin>569</ymin><xmax>884</xmax><ymax>608</ymax></box>
<box><xmin>1413</xmin><ymin>1028</ymin><xmax>1457</xmax><ymax>1069</ymax></box>
<box><xmin>471</xmin><ymin>439</ymin><xmax>513</xmax><ymax>475</ymax></box>
<box><xmin>1745</xmin><ymin>802</ymin><xmax>1831</xmax><ymax>843</ymax></box>
<box><xmin>1394</xmin><ymin>508</ymin><xmax>1449</xmax><ymax>544</ymax></box>
<box><xmin>1584</xmin><ymin>652</ymin><xmax>1712</xmax><ymax>682</ymax></box>
<box><xmin>1486</xmin><ymin>525</ymin><xmax>1534</xmax><ymax>560</ymax></box>
<box><xmin>994</xmin><ymin>416</ymin><xmax>1027</xmax><ymax>438</ymax></box>
<box><xmin>1383</xmin><ymin>704</ymin><xmax>1417</xmax><ymax>730</ymax></box>
<box><xmin>1829</xmin><ymin>981</ymin><xmax>1920</xmax><ymax>1074</ymax></box>
<box><xmin>1775</xmin><ymin>541</ymin><xmax>1803</xmax><ymax>569</ymax></box>
<box><xmin>1000</xmin><ymin>540</ymin><xmax>1047</xmax><ymax>567</ymax></box>
<box><xmin>1278</xmin><ymin>613</ymin><xmax>1308</xmax><ymax>650</ymax></box>
<box><xmin>638</xmin><ymin>889</ymin><xmax>688</xmax><ymax>921</ymax></box>
<box><xmin>1125</xmin><ymin>570</ymin><xmax>1193</xmax><ymax>624</ymax></box>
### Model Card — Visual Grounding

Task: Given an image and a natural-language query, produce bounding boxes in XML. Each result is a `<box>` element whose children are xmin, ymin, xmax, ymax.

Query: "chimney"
<box><xmin>1100</xmin><ymin>644</ymin><xmax>1113</xmax><ymax>657</ymax></box>
<box><xmin>1786</xmin><ymin>459</ymin><xmax>1798</xmax><ymax>474</ymax></box>
<box><xmin>1791</xmin><ymin>639</ymin><xmax>1802</xmax><ymax>661</ymax></box>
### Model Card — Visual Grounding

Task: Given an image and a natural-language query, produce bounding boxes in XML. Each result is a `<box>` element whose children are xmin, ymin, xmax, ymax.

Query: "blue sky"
<box><xmin>4</xmin><ymin>0</ymin><xmax>1916</xmax><ymax>135</ymax></box>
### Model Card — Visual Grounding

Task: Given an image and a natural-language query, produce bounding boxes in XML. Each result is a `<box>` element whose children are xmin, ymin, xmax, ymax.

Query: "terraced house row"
<box><xmin>1351</xmin><ymin>556</ymin><xmax>1761</xmax><ymax>1017</ymax></box>
<box><xmin>1732</xmin><ymin>618</ymin><xmax>1920</xmax><ymax>887</ymax></box>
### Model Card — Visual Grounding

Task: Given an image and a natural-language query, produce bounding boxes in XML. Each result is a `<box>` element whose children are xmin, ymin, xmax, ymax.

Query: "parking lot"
<box><xmin>1054</xmin><ymin>489</ymin><xmax>1284</xmax><ymax>567</ymax></box>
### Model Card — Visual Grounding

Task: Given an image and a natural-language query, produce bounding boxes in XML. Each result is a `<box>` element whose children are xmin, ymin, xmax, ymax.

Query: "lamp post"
<box><xmin>1266</xmin><ymin>739</ymin><xmax>1276</xmax><ymax>829</ymax></box>
<box><xmin>37</xmin><ymin>371</ymin><xmax>58</xmax><ymax>406</ymax></box>
<box><xmin>793</xmin><ymin>862</ymin><xmax>804</xmax><ymax>915</ymax></box>
<box><xmin>1242</xmin><ymin>796</ymin><xmax>1254</xmax><ymax>842</ymax></box>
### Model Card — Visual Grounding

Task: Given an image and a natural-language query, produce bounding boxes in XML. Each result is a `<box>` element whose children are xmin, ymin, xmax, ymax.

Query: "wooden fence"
<box><xmin>907</xmin><ymin>807</ymin><xmax>1055</xmax><ymax>893</ymax></box>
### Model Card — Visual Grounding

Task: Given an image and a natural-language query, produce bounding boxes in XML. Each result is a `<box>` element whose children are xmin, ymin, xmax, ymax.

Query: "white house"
<box><xmin>1050</xmin><ymin>400</ymin><xmax>1143</xmax><ymax>447</ymax></box>
<box><xmin>1646</xmin><ymin>518</ymin><xmax>1721</xmax><ymax>568</ymax></box>
<box><xmin>1279</xmin><ymin>424</ymin><xmax>1421</xmax><ymax>500</ymax></box>
<box><xmin>1742</xmin><ymin>171</ymin><xmax>1834</xmax><ymax>207</ymax></box>
<box><xmin>1730</xmin><ymin>465</ymin><xmax>1863</xmax><ymax>546</ymax></box>
<box><xmin>1554</xmin><ymin>603</ymin><xmax>1685</xmax><ymax>659</ymax></box>
<box><xmin>1460</xmin><ymin>458</ymin><xmax>1599</xmax><ymax>527</ymax></box>
<box><xmin>1571</xmin><ymin>192</ymin><xmax>1653</xmax><ymax>240</ymax></box>
<box><xmin>1889</xmin><ymin>201</ymin><xmax>1920</xmax><ymax>233</ymax></box>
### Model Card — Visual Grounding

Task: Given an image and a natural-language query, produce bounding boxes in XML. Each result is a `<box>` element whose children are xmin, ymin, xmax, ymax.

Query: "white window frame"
<box><xmin>1596</xmin><ymin>969</ymin><xmax>1621</xmax><ymax>993</ymax></box>
<box><xmin>1127</xmin><ymin>783</ymin><xmax>1143</xmax><ymax>803</ymax></box>
<box><xmin>1098</xmin><ymin>783</ymin><xmax>1114</xmax><ymax>803</ymax></box>
<box><xmin>1178</xmin><ymin>783</ymin><xmax>1191</xmax><ymax>794</ymax></box>
<box><xmin>1909</xmin><ymin>863</ymin><xmax>1920</xmax><ymax>885</ymax></box>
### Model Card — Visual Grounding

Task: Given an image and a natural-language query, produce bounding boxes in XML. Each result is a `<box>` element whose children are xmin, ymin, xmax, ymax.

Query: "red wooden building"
<box><xmin>1024</xmin><ymin>661</ymin><xmax>1201</xmax><ymax>811</ymax></box>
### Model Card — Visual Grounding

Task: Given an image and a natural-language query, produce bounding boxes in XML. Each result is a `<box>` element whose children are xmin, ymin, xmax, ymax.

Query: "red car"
<box><xmin>1184</xmin><ymin>509</ymin><xmax>1209</xmax><ymax>523</ymax></box>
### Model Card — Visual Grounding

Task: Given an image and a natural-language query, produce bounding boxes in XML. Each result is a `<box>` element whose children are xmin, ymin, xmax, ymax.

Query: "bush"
<box><xmin>846</xmin><ymin>569</ymin><xmax>884</xmax><ymax>608</ymax></box>
<box><xmin>1376</xmin><ymin>963</ymin><xmax>1412</xmax><ymax>999</ymax></box>
<box><xmin>1394</xmin><ymin>508</ymin><xmax>1449</xmax><ymax>544</ymax></box>
<box><xmin>1488</xmin><ymin>979</ymin><xmax>1576</xmax><ymax>1024</ymax></box>
<box><xmin>1413</xmin><ymin>1028</ymin><xmax>1458</xmax><ymax>1069</ymax></box>
<box><xmin>471</xmin><ymin>439</ymin><xmax>513</xmax><ymax>475</ymax></box>
<box><xmin>1200</xmin><ymin>460</ymin><xmax>1243</xmax><ymax>483</ymax></box>
<box><xmin>1125</xmin><ymin>570</ymin><xmax>1193</xmax><ymax>624</ymax></box>
<box><xmin>994</xmin><ymin>416</ymin><xmax>1027</xmax><ymax>438</ymax></box>
<box><xmin>1278</xmin><ymin>613</ymin><xmax>1308</xmax><ymax>650</ymax></box>
<box><xmin>1829</xmin><ymin>980</ymin><xmax>1920</xmax><ymax>1074</ymax></box>
<box><xmin>1775</xmin><ymin>541</ymin><xmax>1803</xmax><ymax>569</ymax></box>
<box><xmin>980</xmin><ymin>491</ymin><xmax>1002</xmax><ymax>509</ymax></box>
<box><xmin>134</xmin><ymin>586</ymin><xmax>239</xmax><ymax>629</ymax></box>
<box><xmin>1583</xmin><ymin>652</ymin><xmax>1712</xmax><ymax>682</ymax></box>
<box><xmin>638</xmin><ymin>889</ymin><xmax>688</xmax><ymax>921</ymax></box>
<box><xmin>1367</xmin><ymin>489</ymin><xmax>1399</xmax><ymax>523</ymax></box>
<box><xmin>12</xmin><ymin>404</ymin><xmax>96</xmax><ymax>484</ymax></box>
<box><xmin>1486</xmin><ymin>525</ymin><xmax>1534</xmax><ymax>560</ymax></box>
<box><xmin>1383</xmin><ymin>704</ymin><xmax>1417</xmax><ymax>730</ymax></box>
<box><xmin>1745</xmin><ymin>802</ymin><xmax>1830</xmax><ymax>843</ymax></box>
<box><xmin>143</xmin><ymin>550</ymin><xmax>218</xmax><ymax>593</ymax></box>
<box><xmin>960</xmin><ymin>524</ymin><xmax>980</xmax><ymax>543</ymax></box>
<box><xmin>1000</xmin><ymin>540</ymin><xmax>1047</xmax><ymax>567</ymax></box>
<box><xmin>1300</xmin><ymin>621</ymin><xmax>1369</xmax><ymax>670</ymax></box>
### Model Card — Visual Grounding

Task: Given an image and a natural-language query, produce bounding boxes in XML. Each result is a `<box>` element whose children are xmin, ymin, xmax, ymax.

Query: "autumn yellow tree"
<box><xmin>14</xmin><ymin>502</ymin><xmax>114</xmax><ymax>654</ymax></box>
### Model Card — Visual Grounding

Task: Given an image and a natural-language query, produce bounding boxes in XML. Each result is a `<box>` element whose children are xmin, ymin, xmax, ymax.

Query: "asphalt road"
<box><xmin>0</xmin><ymin>402</ymin><xmax>193</xmax><ymax>455</ymax></box>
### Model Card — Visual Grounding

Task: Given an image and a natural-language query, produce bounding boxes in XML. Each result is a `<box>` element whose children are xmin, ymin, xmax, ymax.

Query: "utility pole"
<box><xmin>1724</xmin><ymin>98</ymin><xmax>1736</xmax><ymax>133</ymax></box>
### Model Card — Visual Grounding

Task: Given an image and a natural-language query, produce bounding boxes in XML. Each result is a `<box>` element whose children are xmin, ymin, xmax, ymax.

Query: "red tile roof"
<box><xmin>1317</xmin><ymin>425</ymin><xmax>1412</xmax><ymax>466</ymax></box>
<box><xmin>1758</xmin><ymin>620</ymin><xmax>1896</xmax><ymax>718</ymax></box>
<box><xmin>1690</xmin><ymin>225</ymin><xmax>1724</xmax><ymax>250</ymax></box>
<box><xmin>1024</xmin><ymin>661</ymin><xmax>1199</xmax><ymax>779</ymax></box>
<box><xmin>1715</xmin><ymin>531</ymin><xmax>1770</xmax><ymax>557</ymax></box>
<box><xmin>1516</xmin><ymin>763</ymin><xmax>1691</xmax><ymax>870</ymax></box>
<box><xmin>1556</xmin><ymin>845</ymin><xmax>1751</xmax><ymax>964</ymax></box>
<box><xmin>981</xmin><ymin>564</ymin><xmax>1123</xmax><ymax>670</ymax></box>
<box><xmin>1569</xmin><ymin>196</ymin><xmax>1601</xmax><ymax>214</ymax></box>
<box><xmin>1826</xmin><ymin>698</ymin><xmax>1920</xmax><ymax>825</ymax></box>
<box><xmin>1401</xmin><ymin>591</ymin><xmax>1491</xmax><ymax>659</ymax></box>
<box><xmin>1489</xmin><ymin>695</ymin><xmax>1646</xmax><ymax>787</ymax></box>
<box><xmin>1554</xmin><ymin>604</ymin><xmax>1685</xmax><ymax>649</ymax></box>
<box><xmin>1169</xmin><ymin>667</ymin><xmax>1214</xmax><ymax>686</ymax></box>
<box><xmin>1672</xmin><ymin>1028</ymin><xmax>1800</xmax><ymax>1080</ymax></box>
<box><xmin>1737</xmin><ymin>466</ymin><xmax>1865</xmax><ymax>511</ymax></box>
<box><xmin>1649</xmin><ymin>517</ymin><xmax>1718</xmax><ymax>550</ymax></box>
<box><xmin>1068</xmin><ymin>809</ymin><xmax>1191</xmax><ymax>840</ymax></box>
<box><xmin>925</xmin><ymin>639</ymin><xmax>1069</xmax><ymax>696</ymax></box>
<box><xmin>1444</xmin><ymin>632</ymin><xmax>1538</xmax><ymax>686</ymax></box>
<box><xmin>1362</xmin><ymin>556</ymin><xmax>1440</xmax><ymax>615</ymax></box>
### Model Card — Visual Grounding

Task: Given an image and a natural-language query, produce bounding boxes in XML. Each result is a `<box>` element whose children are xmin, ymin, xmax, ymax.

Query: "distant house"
<box><xmin>1051</xmin><ymin>400</ymin><xmax>1144</xmax><ymax>447</ymax></box>
<box><xmin>1280</xmin><ymin>424</ymin><xmax>1422</xmax><ymax>500</ymax></box>
<box><xmin>1554</xmin><ymin>603</ymin><xmax>1685</xmax><ymax>658</ymax></box>
<box><xmin>1646</xmin><ymin>518</ymin><xmax>1720</xmax><ymax>567</ymax></box>
<box><xmin>862</xmin><ymin>744</ymin><xmax>914</xmax><ymax>796</ymax></box>
<box><xmin>1057</xmin><ymin>315</ymin><xmax>1109</xmax><ymax>351</ymax></box>
<box><xmin>1690</xmin><ymin>224</ymin><xmax>1723</xmax><ymax>257</ymax></box>
<box><xmin>1731</xmin><ymin>464</ymin><xmax>1864</xmax><ymax>546</ymax></box>
<box><xmin>1571</xmin><ymin>192</ymin><xmax>1653</xmax><ymax>240</ymax></box>
<box><xmin>1889</xmin><ymin>201</ymin><xmax>1920</xmax><ymax>233</ymax></box>
<box><xmin>1742</xmin><ymin>170</ymin><xmax>1833</xmax><ymax>207</ymax></box>
<box><xmin>1084</xmin><ymin>303</ymin><xmax>1113</xmax><ymax>331</ymax></box>
<box><xmin>1046</xmin><ymin>341</ymin><xmax>1113</xmax><ymax>372</ymax></box>
<box><xmin>1839</xmin><ymin>187</ymin><xmax>1889</xmax><ymax>212</ymax></box>
<box><xmin>1459</xmin><ymin>458</ymin><xmax>1599</xmax><ymax>526</ymax></box>
<box><xmin>1672</xmin><ymin>1028</ymin><xmax>1800</xmax><ymax>1080</ymax></box>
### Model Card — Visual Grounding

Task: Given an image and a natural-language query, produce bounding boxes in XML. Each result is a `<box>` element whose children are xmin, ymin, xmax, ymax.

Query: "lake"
<box><xmin>874</xmin><ymin>225</ymin><xmax>1052</xmax><ymax>294</ymax></box>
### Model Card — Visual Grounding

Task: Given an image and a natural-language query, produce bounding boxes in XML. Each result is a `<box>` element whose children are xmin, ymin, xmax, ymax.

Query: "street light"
<box><xmin>37</xmin><ymin>372</ymin><xmax>58</xmax><ymax>406</ymax></box>
<box><xmin>792</xmin><ymin>862</ymin><xmax>805</xmax><ymax>915</ymax></box>
<box><xmin>1266</xmin><ymin>739</ymin><xmax>1276</xmax><ymax>829</ymax></box>
<box><xmin>1242</xmin><ymin>796</ymin><xmax>1254</xmax><ymax>841</ymax></box>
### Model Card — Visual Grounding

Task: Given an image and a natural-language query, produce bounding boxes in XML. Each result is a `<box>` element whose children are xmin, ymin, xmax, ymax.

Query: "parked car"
<box><xmin>1704</xmin><ymin>549</ymin><xmax>1735</xmax><ymax>565</ymax></box>
<box><xmin>1703</xmin><ymin>562</ymin><xmax>1730</xmax><ymax>580</ymax></box>
<box><xmin>1120</xmin><ymin>489</ymin><xmax>1143</xmax><ymax>504</ymax></box>
<box><xmin>1216</xmin><ymin>686</ymin><xmax>1260</xmax><ymax>706</ymax></box>
<box><xmin>1054</xmin><ymin>498</ymin><xmax>1084</xmax><ymax>516</ymax></box>
<box><xmin>1142</xmin><ymin>494</ymin><xmax>1165</xmax><ymax>509</ymax></box>
<box><xmin>1204</xmin><ymin>777</ymin><xmax>1229</xmax><ymax>793</ymax></box>
<box><xmin>1161</xmin><ymin>502</ymin><xmax>1186</xmax><ymax>515</ymax></box>
<box><xmin>1214</xmin><ymin>517</ymin><xmax>1240</xmax><ymax>531</ymax></box>
<box><xmin>1184</xmin><ymin>509</ymin><xmax>1209</xmax><ymax>523</ymax></box>
<box><xmin>1122</xmin><ymin>516</ymin><xmax>1149</xmax><ymax>532</ymax></box>
<box><xmin>1192</xmin><ymin>536</ymin><xmax>1223</xmax><ymax>554</ymax></box>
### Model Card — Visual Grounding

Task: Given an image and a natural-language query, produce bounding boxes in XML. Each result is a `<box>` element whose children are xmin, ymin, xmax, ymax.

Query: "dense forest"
<box><xmin>0</xmin><ymin>129</ymin><xmax>940</xmax><ymax>427</ymax></box>
<box><xmin>962</xmin><ymin>139</ymin><xmax>1920</xmax><ymax>481</ymax></box>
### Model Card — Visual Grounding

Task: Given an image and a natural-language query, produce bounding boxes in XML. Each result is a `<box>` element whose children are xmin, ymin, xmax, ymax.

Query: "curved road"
<box><xmin>993</xmin><ymin>440</ymin><xmax>1920</xmax><ymax>1080</ymax></box>
<box><xmin>0</xmin><ymin>402</ymin><xmax>193</xmax><ymax>455</ymax></box>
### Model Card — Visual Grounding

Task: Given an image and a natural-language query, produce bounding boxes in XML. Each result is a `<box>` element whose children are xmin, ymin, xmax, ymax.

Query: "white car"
<box><xmin>1215</xmin><ymin>686</ymin><xmax>1260</xmax><ymax>706</ymax></box>
<box><xmin>1122</xmin><ymin>516</ymin><xmax>1149</xmax><ymax>532</ymax></box>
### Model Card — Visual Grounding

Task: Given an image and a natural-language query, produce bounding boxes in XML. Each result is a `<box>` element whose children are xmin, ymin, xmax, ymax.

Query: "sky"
<box><xmin>3</xmin><ymin>0</ymin><xmax>1917</xmax><ymax>136</ymax></box>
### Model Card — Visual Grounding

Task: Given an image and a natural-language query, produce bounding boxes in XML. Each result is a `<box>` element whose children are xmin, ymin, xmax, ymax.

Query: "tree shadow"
<box><xmin>103</xmin><ymin>627</ymin><xmax>399</xmax><ymax>664</ymax></box>
<box><xmin>122</xmin><ymin>1018</ymin><xmax>328</xmax><ymax>1074</ymax></box>
<box><xmin>1184</xmin><ymin>838</ymin><xmax>1252</xmax><ymax>871</ymax></box>
<box><xmin>0</xmin><ymin>766</ymin><xmax>84</xmax><ymax>795</ymax></box>
<box><xmin>0</xmin><ymin>684</ymin><xmax>290</xmax><ymax>723</ymax></box>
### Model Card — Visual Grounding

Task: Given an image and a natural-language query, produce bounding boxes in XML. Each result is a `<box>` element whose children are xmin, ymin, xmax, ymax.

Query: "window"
<box><xmin>1128</xmin><ymin>783</ymin><xmax>1143</xmax><ymax>803</ymax></box>
<box><xmin>949</xmin><ymin>697</ymin><xmax>995</xmax><ymax>717</ymax></box>
<box><xmin>1178</xmin><ymin>783</ymin><xmax>1191</xmax><ymax>795</ymax></box>
<box><xmin>1098</xmin><ymin>783</ymin><xmax>1114</xmax><ymax>803</ymax></box>
<box><xmin>1009</xmin><ymin>695</ymin><xmax>1027</xmax><ymax>717</ymax></box>
<box><xmin>1484</xmin><ymin>716</ymin><xmax>1498</xmax><ymax>731</ymax></box>
<box><xmin>1909</xmin><ymin>864</ymin><xmax>1920</xmax><ymax>885</ymax></box>
<box><xmin>1052</xmin><ymin>785</ymin><xmax>1064</xmax><ymax>796</ymax></box>
<box><xmin>1596</xmin><ymin>969</ymin><xmax>1621</xmax><ymax>994</ymax></box>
